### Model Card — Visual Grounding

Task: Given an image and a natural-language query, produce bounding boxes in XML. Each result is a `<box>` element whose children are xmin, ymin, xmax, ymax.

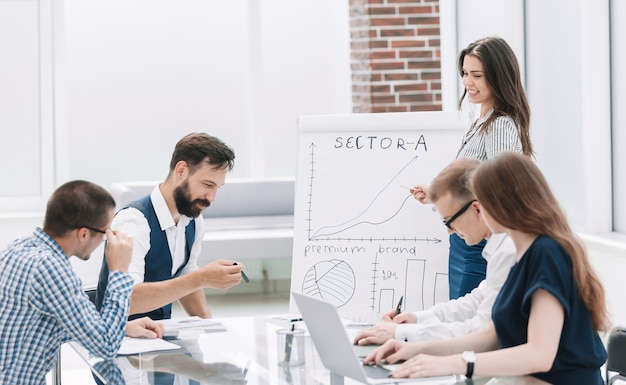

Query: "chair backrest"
<box><xmin>86</xmin><ymin>290</ymin><xmax>97</xmax><ymax>304</ymax></box>
<box><xmin>607</xmin><ymin>326</ymin><xmax>626</xmax><ymax>385</ymax></box>
<box><xmin>109</xmin><ymin>178</ymin><xmax>295</xmax><ymax>218</ymax></box>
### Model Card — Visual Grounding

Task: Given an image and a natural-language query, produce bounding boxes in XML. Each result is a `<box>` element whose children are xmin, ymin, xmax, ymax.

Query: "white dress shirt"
<box><xmin>111</xmin><ymin>186</ymin><xmax>205</xmax><ymax>284</ymax></box>
<box><xmin>395</xmin><ymin>233</ymin><xmax>516</xmax><ymax>342</ymax></box>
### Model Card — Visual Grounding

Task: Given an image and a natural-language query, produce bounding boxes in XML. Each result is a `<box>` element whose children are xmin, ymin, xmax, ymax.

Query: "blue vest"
<box><xmin>95</xmin><ymin>195</ymin><xmax>195</xmax><ymax>320</ymax></box>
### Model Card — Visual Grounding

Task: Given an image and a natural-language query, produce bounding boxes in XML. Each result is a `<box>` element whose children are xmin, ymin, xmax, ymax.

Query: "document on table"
<box><xmin>117</xmin><ymin>337</ymin><xmax>181</xmax><ymax>356</ymax></box>
<box><xmin>160</xmin><ymin>316</ymin><xmax>227</xmax><ymax>333</ymax></box>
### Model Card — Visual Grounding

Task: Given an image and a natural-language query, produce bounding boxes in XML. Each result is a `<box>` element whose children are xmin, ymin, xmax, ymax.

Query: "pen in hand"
<box><xmin>233</xmin><ymin>262</ymin><xmax>250</xmax><ymax>283</ymax></box>
<box><xmin>393</xmin><ymin>296</ymin><xmax>403</xmax><ymax>318</ymax></box>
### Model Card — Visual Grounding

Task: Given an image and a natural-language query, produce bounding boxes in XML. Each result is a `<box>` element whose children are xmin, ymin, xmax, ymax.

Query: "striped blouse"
<box><xmin>456</xmin><ymin>112</ymin><xmax>523</xmax><ymax>161</ymax></box>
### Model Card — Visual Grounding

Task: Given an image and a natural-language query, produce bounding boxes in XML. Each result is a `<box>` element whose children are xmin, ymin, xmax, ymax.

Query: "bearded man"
<box><xmin>95</xmin><ymin>133</ymin><xmax>244</xmax><ymax>320</ymax></box>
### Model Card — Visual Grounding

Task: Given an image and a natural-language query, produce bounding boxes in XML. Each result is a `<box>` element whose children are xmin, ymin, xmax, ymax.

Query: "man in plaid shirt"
<box><xmin>0</xmin><ymin>180</ymin><xmax>163</xmax><ymax>385</ymax></box>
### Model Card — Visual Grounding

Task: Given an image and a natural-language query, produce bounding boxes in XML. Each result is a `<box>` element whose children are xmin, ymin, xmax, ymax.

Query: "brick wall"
<box><xmin>349</xmin><ymin>0</ymin><xmax>442</xmax><ymax>113</ymax></box>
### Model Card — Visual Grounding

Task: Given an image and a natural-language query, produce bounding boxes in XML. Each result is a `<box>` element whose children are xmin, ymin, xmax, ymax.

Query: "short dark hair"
<box><xmin>169</xmin><ymin>133</ymin><xmax>235</xmax><ymax>175</ymax></box>
<box><xmin>43</xmin><ymin>180</ymin><xmax>116</xmax><ymax>237</ymax></box>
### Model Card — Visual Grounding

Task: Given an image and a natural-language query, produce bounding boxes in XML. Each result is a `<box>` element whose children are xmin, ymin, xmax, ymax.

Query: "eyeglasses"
<box><xmin>78</xmin><ymin>225</ymin><xmax>108</xmax><ymax>240</ymax></box>
<box><xmin>443</xmin><ymin>200</ymin><xmax>477</xmax><ymax>230</ymax></box>
<box><xmin>81</xmin><ymin>225</ymin><xmax>106</xmax><ymax>234</ymax></box>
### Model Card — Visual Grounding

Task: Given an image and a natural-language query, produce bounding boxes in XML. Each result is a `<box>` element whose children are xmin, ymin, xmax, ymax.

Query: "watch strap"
<box><xmin>466</xmin><ymin>360</ymin><xmax>474</xmax><ymax>379</ymax></box>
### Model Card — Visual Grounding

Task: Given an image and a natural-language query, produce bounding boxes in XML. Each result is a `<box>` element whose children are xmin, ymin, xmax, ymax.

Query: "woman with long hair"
<box><xmin>413</xmin><ymin>36</ymin><xmax>534</xmax><ymax>299</ymax></box>
<box><xmin>368</xmin><ymin>152</ymin><xmax>609</xmax><ymax>385</ymax></box>
<box><xmin>454</xmin><ymin>36</ymin><xmax>533</xmax><ymax>158</ymax></box>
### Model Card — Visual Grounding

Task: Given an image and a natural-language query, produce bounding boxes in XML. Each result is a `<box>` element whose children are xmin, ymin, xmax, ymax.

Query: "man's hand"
<box><xmin>410</xmin><ymin>185</ymin><xmax>429</xmax><ymax>204</ymax></box>
<box><xmin>104</xmin><ymin>229</ymin><xmax>133</xmax><ymax>273</ymax></box>
<box><xmin>354</xmin><ymin>323</ymin><xmax>398</xmax><ymax>345</ymax></box>
<box><xmin>363</xmin><ymin>339</ymin><xmax>422</xmax><ymax>366</ymax></box>
<box><xmin>125</xmin><ymin>317</ymin><xmax>164</xmax><ymax>339</ymax></box>
<box><xmin>196</xmin><ymin>259</ymin><xmax>244</xmax><ymax>289</ymax></box>
<box><xmin>381</xmin><ymin>310</ymin><xmax>417</xmax><ymax>324</ymax></box>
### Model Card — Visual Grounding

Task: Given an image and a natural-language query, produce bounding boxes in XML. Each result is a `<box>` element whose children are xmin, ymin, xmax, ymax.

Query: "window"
<box><xmin>0</xmin><ymin>0</ymin><xmax>55</xmax><ymax>215</ymax></box>
<box><xmin>611</xmin><ymin>0</ymin><xmax>626</xmax><ymax>233</ymax></box>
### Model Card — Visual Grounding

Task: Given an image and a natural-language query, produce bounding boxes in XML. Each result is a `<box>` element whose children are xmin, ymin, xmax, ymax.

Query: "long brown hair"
<box><xmin>458</xmin><ymin>37</ymin><xmax>533</xmax><ymax>157</ymax></box>
<box><xmin>471</xmin><ymin>152</ymin><xmax>609</xmax><ymax>331</ymax></box>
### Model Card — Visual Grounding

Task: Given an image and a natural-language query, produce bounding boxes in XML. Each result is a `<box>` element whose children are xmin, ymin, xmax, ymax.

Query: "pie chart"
<box><xmin>301</xmin><ymin>259</ymin><xmax>355</xmax><ymax>307</ymax></box>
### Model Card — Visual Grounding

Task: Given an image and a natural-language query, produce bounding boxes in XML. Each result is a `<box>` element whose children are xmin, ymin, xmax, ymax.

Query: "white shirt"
<box><xmin>395</xmin><ymin>233</ymin><xmax>516</xmax><ymax>342</ymax></box>
<box><xmin>111</xmin><ymin>186</ymin><xmax>205</xmax><ymax>284</ymax></box>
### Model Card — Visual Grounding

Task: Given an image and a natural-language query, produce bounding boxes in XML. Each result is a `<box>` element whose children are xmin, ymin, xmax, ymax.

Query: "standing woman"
<box><xmin>413</xmin><ymin>36</ymin><xmax>533</xmax><ymax>299</ymax></box>
<box><xmin>367</xmin><ymin>152</ymin><xmax>609</xmax><ymax>385</ymax></box>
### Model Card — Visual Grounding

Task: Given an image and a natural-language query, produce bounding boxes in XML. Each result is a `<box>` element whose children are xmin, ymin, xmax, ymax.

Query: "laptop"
<box><xmin>293</xmin><ymin>292</ymin><xmax>451</xmax><ymax>384</ymax></box>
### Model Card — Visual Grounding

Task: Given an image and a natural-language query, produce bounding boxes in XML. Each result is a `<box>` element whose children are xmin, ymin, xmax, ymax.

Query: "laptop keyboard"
<box><xmin>362</xmin><ymin>364</ymin><xmax>392</xmax><ymax>379</ymax></box>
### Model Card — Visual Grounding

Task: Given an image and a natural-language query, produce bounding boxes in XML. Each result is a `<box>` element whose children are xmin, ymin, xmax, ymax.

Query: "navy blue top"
<box><xmin>492</xmin><ymin>235</ymin><xmax>606</xmax><ymax>385</ymax></box>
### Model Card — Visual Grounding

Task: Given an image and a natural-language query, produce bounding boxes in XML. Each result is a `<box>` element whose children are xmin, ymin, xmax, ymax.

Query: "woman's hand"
<box><xmin>354</xmin><ymin>323</ymin><xmax>398</xmax><ymax>346</ymax></box>
<box><xmin>390</xmin><ymin>354</ymin><xmax>462</xmax><ymax>379</ymax></box>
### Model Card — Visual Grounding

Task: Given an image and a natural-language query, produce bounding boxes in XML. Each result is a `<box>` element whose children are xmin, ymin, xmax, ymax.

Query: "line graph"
<box><xmin>311</xmin><ymin>194</ymin><xmax>413</xmax><ymax>238</ymax></box>
<box><xmin>305</xmin><ymin>143</ymin><xmax>440</xmax><ymax>243</ymax></box>
<box><xmin>309</xmin><ymin>153</ymin><xmax>419</xmax><ymax>240</ymax></box>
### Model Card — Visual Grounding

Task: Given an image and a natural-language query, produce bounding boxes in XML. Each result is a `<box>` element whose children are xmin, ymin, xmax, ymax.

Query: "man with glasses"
<box><xmin>0</xmin><ymin>180</ymin><xmax>163</xmax><ymax>385</ymax></box>
<box><xmin>354</xmin><ymin>158</ymin><xmax>516</xmax><ymax>345</ymax></box>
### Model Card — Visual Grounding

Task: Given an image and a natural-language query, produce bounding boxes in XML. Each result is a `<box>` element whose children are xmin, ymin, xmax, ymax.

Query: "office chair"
<box><xmin>607</xmin><ymin>326</ymin><xmax>626</xmax><ymax>385</ymax></box>
<box><xmin>51</xmin><ymin>287</ymin><xmax>98</xmax><ymax>385</ymax></box>
<box><xmin>85</xmin><ymin>288</ymin><xmax>97</xmax><ymax>304</ymax></box>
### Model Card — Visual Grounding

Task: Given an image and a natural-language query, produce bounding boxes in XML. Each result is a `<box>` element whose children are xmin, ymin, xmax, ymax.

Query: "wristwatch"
<box><xmin>462</xmin><ymin>351</ymin><xmax>476</xmax><ymax>379</ymax></box>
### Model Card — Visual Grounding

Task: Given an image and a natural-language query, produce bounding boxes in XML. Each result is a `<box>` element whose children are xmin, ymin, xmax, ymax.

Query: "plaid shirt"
<box><xmin>0</xmin><ymin>228</ymin><xmax>133</xmax><ymax>385</ymax></box>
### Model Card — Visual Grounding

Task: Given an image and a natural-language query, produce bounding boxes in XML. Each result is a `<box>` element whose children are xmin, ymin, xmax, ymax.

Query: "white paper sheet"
<box><xmin>117</xmin><ymin>337</ymin><xmax>181</xmax><ymax>356</ymax></box>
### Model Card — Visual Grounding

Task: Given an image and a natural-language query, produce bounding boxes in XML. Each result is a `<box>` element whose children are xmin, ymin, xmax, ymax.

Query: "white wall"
<box><xmin>0</xmin><ymin>0</ymin><xmax>56</xmax><ymax>215</ymax></box>
<box><xmin>257</xmin><ymin>0</ymin><xmax>352</xmax><ymax>177</ymax></box>
<box><xmin>526</xmin><ymin>0</ymin><xmax>587</xmax><ymax>226</ymax></box>
<box><xmin>585</xmin><ymin>235</ymin><xmax>626</xmax><ymax>326</ymax></box>
<box><xmin>60</xmin><ymin>1</ymin><xmax>254</xmax><ymax>183</ymax></box>
<box><xmin>0</xmin><ymin>1</ymin><xmax>41</xmax><ymax>196</ymax></box>
<box><xmin>528</xmin><ymin>0</ymin><xmax>611</xmax><ymax>234</ymax></box>
<box><xmin>456</xmin><ymin>0</ymin><xmax>525</xmax><ymax>71</ymax></box>
<box><xmin>56</xmin><ymin>0</ymin><xmax>352</xmax><ymax>188</ymax></box>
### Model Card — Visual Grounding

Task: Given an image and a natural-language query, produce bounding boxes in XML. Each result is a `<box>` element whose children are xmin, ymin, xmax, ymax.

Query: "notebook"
<box><xmin>292</xmin><ymin>292</ymin><xmax>456</xmax><ymax>384</ymax></box>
